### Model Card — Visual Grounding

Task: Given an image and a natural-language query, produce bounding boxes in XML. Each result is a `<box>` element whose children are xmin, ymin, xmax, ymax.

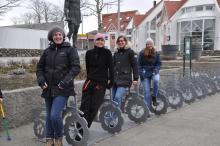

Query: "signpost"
<box><xmin>183</xmin><ymin>36</ymin><xmax>192</xmax><ymax>77</ymax></box>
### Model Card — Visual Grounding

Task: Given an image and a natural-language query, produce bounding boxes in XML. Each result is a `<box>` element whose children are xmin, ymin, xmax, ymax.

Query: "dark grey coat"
<box><xmin>113</xmin><ymin>48</ymin><xmax>139</xmax><ymax>87</ymax></box>
<box><xmin>36</xmin><ymin>42</ymin><xmax>80</xmax><ymax>98</ymax></box>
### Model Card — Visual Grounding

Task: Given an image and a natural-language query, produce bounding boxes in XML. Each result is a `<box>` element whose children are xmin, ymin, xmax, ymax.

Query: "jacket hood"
<box><xmin>48</xmin><ymin>41</ymin><xmax>72</xmax><ymax>49</ymax></box>
<box><xmin>115</xmin><ymin>43</ymin><xmax>131</xmax><ymax>52</ymax></box>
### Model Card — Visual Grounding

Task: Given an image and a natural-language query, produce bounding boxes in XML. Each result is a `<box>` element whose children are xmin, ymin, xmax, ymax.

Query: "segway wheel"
<box><xmin>64</xmin><ymin>115</ymin><xmax>89</xmax><ymax>146</ymax></box>
<box><xmin>99</xmin><ymin>104</ymin><xmax>124</xmax><ymax>134</ymax></box>
<box><xmin>127</xmin><ymin>96</ymin><xmax>149</xmax><ymax>123</ymax></box>
<box><xmin>151</xmin><ymin>92</ymin><xmax>168</xmax><ymax>115</ymax></box>
<box><xmin>33</xmin><ymin>116</ymin><xmax>45</xmax><ymax>139</ymax></box>
<box><xmin>181</xmin><ymin>86</ymin><xmax>196</xmax><ymax>104</ymax></box>
<box><xmin>165</xmin><ymin>88</ymin><xmax>183</xmax><ymax>109</ymax></box>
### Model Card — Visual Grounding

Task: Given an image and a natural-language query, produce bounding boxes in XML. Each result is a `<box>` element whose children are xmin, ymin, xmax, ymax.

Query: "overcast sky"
<box><xmin>0</xmin><ymin>0</ymin><xmax>160</xmax><ymax>33</ymax></box>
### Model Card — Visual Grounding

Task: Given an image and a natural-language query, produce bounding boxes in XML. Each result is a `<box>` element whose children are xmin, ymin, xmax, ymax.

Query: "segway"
<box><xmin>139</xmin><ymin>84</ymin><xmax>168</xmax><ymax>115</ymax></box>
<box><xmin>126</xmin><ymin>84</ymin><xmax>149</xmax><ymax>123</ymax></box>
<box><xmin>99</xmin><ymin>89</ymin><xmax>124</xmax><ymax>134</ymax></box>
<box><xmin>64</xmin><ymin>96</ymin><xmax>89</xmax><ymax>146</ymax></box>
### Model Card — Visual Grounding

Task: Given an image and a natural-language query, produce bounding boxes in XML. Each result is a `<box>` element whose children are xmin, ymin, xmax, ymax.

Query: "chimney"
<box><xmin>153</xmin><ymin>1</ymin><xmax>157</xmax><ymax>7</ymax></box>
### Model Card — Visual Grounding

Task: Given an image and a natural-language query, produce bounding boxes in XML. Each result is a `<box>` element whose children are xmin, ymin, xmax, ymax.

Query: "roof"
<box><xmin>164</xmin><ymin>0</ymin><xmax>187</xmax><ymax>19</ymax></box>
<box><xmin>133</xmin><ymin>15</ymin><xmax>145</xmax><ymax>27</ymax></box>
<box><xmin>6</xmin><ymin>21</ymin><xmax>64</xmax><ymax>31</ymax></box>
<box><xmin>102</xmin><ymin>10</ymin><xmax>137</xmax><ymax>32</ymax></box>
<box><xmin>217</xmin><ymin>0</ymin><xmax>220</xmax><ymax>7</ymax></box>
<box><xmin>134</xmin><ymin>0</ymin><xmax>163</xmax><ymax>27</ymax></box>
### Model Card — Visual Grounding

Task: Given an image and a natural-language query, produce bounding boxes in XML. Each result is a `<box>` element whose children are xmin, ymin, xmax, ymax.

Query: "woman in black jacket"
<box><xmin>113</xmin><ymin>35</ymin><xmax>139</xmax><ymax>108</ymax></box>
<box><xmin>36</xmin><ymin>26</ymin><xmax>80</xmax><ymax>146</ymax></box>
<box><xmin>80</xmin><ymin>33</ymin><xmax>114</xmax><ymax>128</ymax></box>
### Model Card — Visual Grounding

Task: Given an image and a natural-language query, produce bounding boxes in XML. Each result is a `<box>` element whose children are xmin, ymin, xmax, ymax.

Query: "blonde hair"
<box><xmin>145</xmin><ymin>38</ymin><xmax>154</xmax><ymax>46</ymax></box>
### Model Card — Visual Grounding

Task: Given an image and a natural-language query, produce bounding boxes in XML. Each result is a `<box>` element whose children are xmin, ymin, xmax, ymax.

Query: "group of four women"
<box><xmin>36</xmin><ymin>26</ymin><xmax>161</xmax><ymax>146</ymax></box>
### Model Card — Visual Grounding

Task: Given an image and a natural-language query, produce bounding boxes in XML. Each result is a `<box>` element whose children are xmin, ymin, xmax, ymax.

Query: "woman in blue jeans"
<box><xmin>113</xmin><ymin>35</ymin><xmax>139</xmax><ymax>108</ymax></box>
<box><xmin>36</xmin><ymin>26</ymin><xmax>80</xmax><ymax>146</ymax></box>
<box><xmin>138</xmin><ymin>38</ymin><xmax>161</xmax><ymax>110</ymax></box>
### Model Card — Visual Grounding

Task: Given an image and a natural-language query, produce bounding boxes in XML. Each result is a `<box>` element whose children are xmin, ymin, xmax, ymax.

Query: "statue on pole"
<box><xmin>64</xmin><ymin>0</ymin><xmax>81</xmax><ymax>48</ymax></box>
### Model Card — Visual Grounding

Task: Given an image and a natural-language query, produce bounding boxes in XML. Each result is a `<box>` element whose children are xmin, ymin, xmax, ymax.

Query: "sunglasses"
<box><xmin>117</xmin><ymin>40</ymin><xmax>125</xmax><ymax>43</ymax></box>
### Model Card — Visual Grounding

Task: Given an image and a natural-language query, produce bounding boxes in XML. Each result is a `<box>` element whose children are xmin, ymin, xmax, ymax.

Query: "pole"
<box><xmin>0</xmin><ymin>103</ymin><xmax>11</xmax><ymax>141</ymax></box>
<box><xmin>117</xmin><ymin>0</ymin><xmax>120</xmax><ymax>36</ymax></box>
<box><xmin>81</xmin><ymin>15</ymin><xmax>84</xmax><ymax>49</ymax></box>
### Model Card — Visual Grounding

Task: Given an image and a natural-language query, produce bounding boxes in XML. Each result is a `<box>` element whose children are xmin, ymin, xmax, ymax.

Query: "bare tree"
<box><xmin>42</xmin><ymin>1</ymin><xmax>51</xmax><ymax>23</ymax></box>
<box><xmin>0</xmin><ymin>0</ymin><xmax>21</xmax><ymax>15</ymax></box>
<box><xmin>28</xmin><ymin>0</ymin><xmax>43</xmax><ymax>23</ymax></box>
<box><xmin>83</xmin><ymin>0</ymin><xmax>121</xmax><ymax>31</ymax></box>
<box><xmin>22</xmin><ymin>0</ymin><xmax>64</xmax><ymax>24</ymax></box>
<box><xmin>22</xmin><ymin>12</ymin><xmax>34</xmax><ymax>24</ymax></box>
<box><xmin>50</xmin><ymin>5</ymin><xmax>64</xmax><ymax>22</ymax></box>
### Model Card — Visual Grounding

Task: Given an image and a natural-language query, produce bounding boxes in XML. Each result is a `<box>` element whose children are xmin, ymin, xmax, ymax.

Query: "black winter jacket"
<box><xmin>36</xmin><ymin>42</ymin><xmax>80</xmax><ymax>98</ymax></box>
<box><xmin>113</xmin><ymin>48</ymin><xmax>139</xmax><ymax>87</ymax></box>
<box><xmin>85</xmin><ymin>46</ymin><xmax>114</xmax><ymax>86</ymax></box>
<box><xmin>0</xmin><ymin>89</ymin><xmax>2</xmax><ymax>98</ymax></box>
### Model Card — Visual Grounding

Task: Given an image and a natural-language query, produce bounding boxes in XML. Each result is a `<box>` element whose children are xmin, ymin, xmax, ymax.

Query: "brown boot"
<box><xmin>54</xmin><ymin>137</ymin><xmax>63</xmax><ymax>146</ymax></box>
<box><xmin>45</xmin><ymin>138</ymin><xmax>54</xmax><ymax>146</ymax></box>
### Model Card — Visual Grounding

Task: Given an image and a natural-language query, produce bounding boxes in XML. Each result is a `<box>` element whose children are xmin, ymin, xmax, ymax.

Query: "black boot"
<box><xmin>152</xmin><ymin>96</ymin><xmax>159</xmax><ymax>106</ymax></box>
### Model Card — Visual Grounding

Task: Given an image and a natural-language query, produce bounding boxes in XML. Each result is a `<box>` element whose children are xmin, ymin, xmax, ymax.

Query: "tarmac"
<box><xmin>1</xmin><ymin>93</ymin><xmax>220</xmax><ymax>146</ymax></box>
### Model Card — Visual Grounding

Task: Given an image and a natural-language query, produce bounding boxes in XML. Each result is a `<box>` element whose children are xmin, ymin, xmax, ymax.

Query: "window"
<box><xmin>185</xmin><ymin>7</ymin><xmax>193</xmax><ymax>13</ymax></box>
<box><xmin>204</xmin><ymin>19</ymin><xmax>215</xmax><ymax>50</ymax></box>
<box><xmin>206</xmin><ymin>5</ymin><xmax>214</xmax><ymax>11</ymax></box>
<box><xmin>126</xmin><ymin>29</ymin><xmax>132</xmax><ymax>35</ymax></box>
<box><xmin>150</xmin><ymin>33</ymin><xmax>156</xmax><ymax>44</ymax></box>
<box><xmin>181</xmin><ymin>8</ymin><xmax>185</xmax><ymax>14</ymax></box>
<box><xmin>150</xmin><ymin>17</ymin><xmax>156</xmax><ymax>30</ymax></box>
<box><xmin>196</xmin><ymin>6</ymin><xmax>203</xmax><ymax>11</ymax></box>
<box><xmin>177</xmin><ymin>19</ymin><xmax>216</xmax><ymax>51</ymax></box>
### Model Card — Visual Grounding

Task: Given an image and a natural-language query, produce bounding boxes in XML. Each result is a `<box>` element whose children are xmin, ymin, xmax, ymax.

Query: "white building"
<box><xmin>128</xmin><ymin>1</ymin><xmax>164</xmax><ymax>52</ymax></box>
<box><xmin>127</xmin><ymin>0</ymin><xmax>220</xmax><ymax>52</ymax></box>
<box><xmin>0</xmin><ymin>21</ymin><xmax>64</xmax><ymax>50</ymax></box>
<box><xmin>160</xmin><ymin>0</ymin><xmax>220</xmax><ymax>51</ymax></box>
<box><xmin>0</xmin><ymin>27</ymin><xmax>48</xmax><ymax>49</ymax></box>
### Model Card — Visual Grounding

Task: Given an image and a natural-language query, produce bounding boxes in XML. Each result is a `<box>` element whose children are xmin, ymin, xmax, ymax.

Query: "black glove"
<box><xmin>39</xmin><ymin>81</ymin><xmax>47</xmax><ymax>89</ymax></box>
<box><xmin>58</xmin><ymin>81</ymin><xmax>68</xmax><ymax>89</ymax></box>
<box><xmin>106</xmin><ymin>82</ymin><xmax>113</xmax><ymax>89</ymax></box>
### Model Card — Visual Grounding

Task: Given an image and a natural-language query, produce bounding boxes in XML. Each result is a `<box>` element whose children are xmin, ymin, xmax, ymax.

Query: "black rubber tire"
<box><xmin>33</xmin><ymin>116</ymin><xmax>45</xmax><ymax>139</ymax></box>
<box><xmin>62</xmin><ymin>107</ymin><xmax>74</xmax><ymax>124</ymax></box>
<box><xmin>64</xmin><ymin>115</ymin><xmax>89</xmax><ymax>146</ymax></box>
<box><xmin>180</xmin><ymin>84</ymin><xmax>196</xmax><ymax>104</ymax></box>
<box><xmin>165</xmin><ymin>87</ymin><xmax>184</xmax><ymax>109</ymax></box>
<box><xmin>193</xmin><ymin>81</ymin><xmax>206</xmax><ymax>99</ymax></box>
<box><xmin>99</xmin><ymin>104</ymin><xmax>124</xmax><ymax>134</ymax></box>
<box><xmin>150</xmin><ymin>91</ymin><xmax>168</xmax><ymax>115</ymax></box>
<box><xmin>121</xmin><ymin>95</ymin><xmax>132</xmax><ymax>113</ymax></box>
<box><xmin>127</xmin><ymin>96</ymin><xmax>149</xmax><ymax>123</ymax></box>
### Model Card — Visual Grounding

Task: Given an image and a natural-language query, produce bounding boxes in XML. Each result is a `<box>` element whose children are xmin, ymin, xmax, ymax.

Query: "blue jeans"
<box><xmin>112</xmin><ymin>86</ymin><xmax>126</xmax><ymax>108</ymax></box>
<box><xmin>45</xmin><ymin>96</ymin><xmax>68</xmax><ymax>138</ymax></box>
<box><xmin>141</xmin><ymin>74</ymin><xmax>160</xmax><ymax>108</ymax></box>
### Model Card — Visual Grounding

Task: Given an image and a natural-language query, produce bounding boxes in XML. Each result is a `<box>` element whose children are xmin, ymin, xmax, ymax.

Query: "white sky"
<box><xmin>0</xmin><ymin>0</ymin><xmax>160</xmax><ymax>33</ymax></box>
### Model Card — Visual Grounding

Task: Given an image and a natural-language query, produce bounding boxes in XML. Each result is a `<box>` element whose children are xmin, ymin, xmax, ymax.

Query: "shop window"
<box><xmin>196</xmin><ymin>6</ymin><xmax>203</xmax><ymax>11</ymax></box>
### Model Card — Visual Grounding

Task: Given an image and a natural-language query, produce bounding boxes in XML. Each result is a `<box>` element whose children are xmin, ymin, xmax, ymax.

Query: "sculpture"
<box><xmin>64</xmin><ymin>0</ymin><xmax>81</xmax><ymax>47</ymax></box>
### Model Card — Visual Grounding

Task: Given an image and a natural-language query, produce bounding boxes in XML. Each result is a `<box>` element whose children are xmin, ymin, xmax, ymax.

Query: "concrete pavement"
<box><xmin>1</xmin><ymin>93</ymin><xmax>220</xmax><ymax>146</ymax></box>
<box><xmin>94</xmin><ymin>93</ymin><xmax>220</xmax><ymax>146</ymax></box>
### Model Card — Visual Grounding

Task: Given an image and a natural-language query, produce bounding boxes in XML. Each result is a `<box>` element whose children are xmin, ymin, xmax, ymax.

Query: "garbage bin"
<box><xmin>161</xmin><ymin>45</ymin><xmax>178</xmax><ymax>60</ymax></box>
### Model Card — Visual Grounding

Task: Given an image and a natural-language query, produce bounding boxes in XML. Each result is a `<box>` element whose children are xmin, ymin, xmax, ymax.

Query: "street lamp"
<box><xmin>117</xmin><ymin>0</ymin><xmax>120</xmax><ymax>36</ymax></box>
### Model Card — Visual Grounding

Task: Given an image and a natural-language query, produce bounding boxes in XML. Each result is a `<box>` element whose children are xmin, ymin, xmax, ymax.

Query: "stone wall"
<box><xmin>0</xmin><ymin>48</ymin><xmax>43</xmax><ymax>57</ymax></box>
<box><xmin>1</xmin><ymin>81</ymin><xmax>84</xmax><ymax>128</ymax></box>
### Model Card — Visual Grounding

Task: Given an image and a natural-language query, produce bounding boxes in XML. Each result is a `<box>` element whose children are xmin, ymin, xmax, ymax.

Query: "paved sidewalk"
<box><xmin>1</xmin><ymin>93</ymin><xmax>220</xmax><ymax>146</ymax></box>
<box><xmin>94</xmin><ymin>93</ymin><xmax>220</xmax><ymax>146</ymax></box>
